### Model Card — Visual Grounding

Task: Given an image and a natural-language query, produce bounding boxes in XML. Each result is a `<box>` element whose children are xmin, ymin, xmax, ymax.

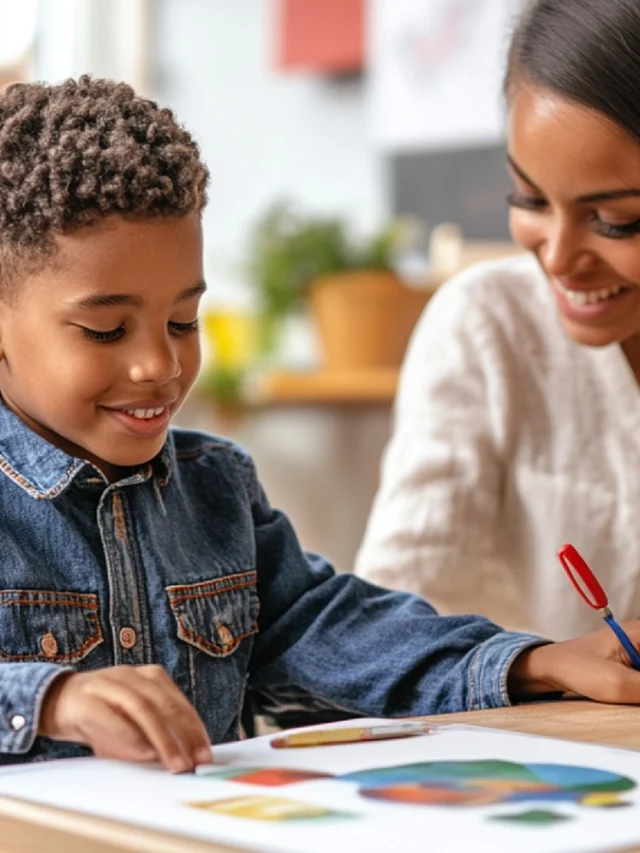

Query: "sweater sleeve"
<box><xmin>355</xmin><ymin>268</ymin><xmax>527</xmax><ymax>629</ymax></box>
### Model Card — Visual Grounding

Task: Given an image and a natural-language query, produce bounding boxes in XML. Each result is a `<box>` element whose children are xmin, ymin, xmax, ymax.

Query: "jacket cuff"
<box><xmin>467</xmin><ymin>632</ymin><xmax>550</xmax><ymax>710</ymax></box>
<box><xmin>0</xmin><ymin>664</ymin><xmax>73</xmax><ymax>754</ymax></box>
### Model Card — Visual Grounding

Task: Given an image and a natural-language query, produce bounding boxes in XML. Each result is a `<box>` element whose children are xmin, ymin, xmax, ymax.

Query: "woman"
<box><xmin>356</xmin><ymin>0</ymin><xmax>640</xmax><ymax>640</ymax></box>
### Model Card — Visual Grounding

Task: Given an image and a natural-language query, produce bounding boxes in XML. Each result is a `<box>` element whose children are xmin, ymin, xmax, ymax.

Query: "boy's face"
<box><xmin>0</xmin><ymin>215</ymin><xmax>204</xmax><ymax>480</ymax></box>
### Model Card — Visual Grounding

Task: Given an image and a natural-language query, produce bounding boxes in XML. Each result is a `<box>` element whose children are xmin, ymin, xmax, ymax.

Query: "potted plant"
<box><xmin>248</xmin><ymin>202</ymin><xmax>432</xmax><ymax>371</ymax></box>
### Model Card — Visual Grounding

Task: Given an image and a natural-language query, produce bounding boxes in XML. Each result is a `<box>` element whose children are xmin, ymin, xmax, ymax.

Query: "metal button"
<box><xmin>119</xmin><ymin>627</ymin><xmax>137</xmax><ymax>649</ymax></box>
<box><xmin>40</xmin><ymin>632</ymin><xmax>58</xmax><ymax>658</ymax></box>
<box><xmin>10</xmin><ymin>715</ymin><xmax>26</xmax><ymax>732</ymax></box>
<box><xmin>218</xmin><ymin>625</ymin><xmax>234</xmax><ymax>648</ymax></box>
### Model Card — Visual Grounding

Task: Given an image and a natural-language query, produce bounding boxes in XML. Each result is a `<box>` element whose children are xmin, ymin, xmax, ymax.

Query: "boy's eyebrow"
<box><xmin>507</xmin><ymin>154</ymin><xmax>640</xmax><ymax>203</ymax></box>
<box><xmin>71</xmin><ymin>281</ymin><xmax>207</xmax><ymax>310</ymax></box>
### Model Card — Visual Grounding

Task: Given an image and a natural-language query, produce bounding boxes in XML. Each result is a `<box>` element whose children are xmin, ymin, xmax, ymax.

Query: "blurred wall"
<box><xmin>149</xmin><ymin>0</ymin><xmax>391</xmax><ymax>571</ymax></box>
<box><xmin>152</xmin><ymin>0</ymin><xmax>387</xmax><ymax>289</ymax></box>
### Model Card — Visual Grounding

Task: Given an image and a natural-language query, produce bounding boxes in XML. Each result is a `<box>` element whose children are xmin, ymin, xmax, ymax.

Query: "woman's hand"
<box><xmin>509</xmin><ymin>622</ymin><xmax>640</xmax><ymax>704</ymax></box>
<box><xmin>39</xmin><ymin>665</ymin><xmax>212</xmax><ymax>772</ymax></box>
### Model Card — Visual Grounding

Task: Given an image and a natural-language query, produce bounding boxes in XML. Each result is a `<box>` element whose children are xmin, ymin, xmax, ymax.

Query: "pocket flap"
<box><xmin>167</xmin><ymin>571</ymin><xmax>259</xmax><ymax>658</ymax></box>
<box><xmin>0</xmin><ymin>590</ymin><xmax>103</xmax><ymax>663</ymax></box>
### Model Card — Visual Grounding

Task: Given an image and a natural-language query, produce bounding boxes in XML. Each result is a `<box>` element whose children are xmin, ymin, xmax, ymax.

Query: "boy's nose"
<box><xmin>129</xmin><ymin>341</ymin><xmax>182</xmax><ymax>385</ymax></box>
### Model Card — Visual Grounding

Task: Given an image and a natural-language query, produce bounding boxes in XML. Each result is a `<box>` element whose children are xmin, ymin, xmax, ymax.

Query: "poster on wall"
<box><xmin>369</xmin><ymin>0</ymin><xmax>527</xmax><ymax>151</ymax></box>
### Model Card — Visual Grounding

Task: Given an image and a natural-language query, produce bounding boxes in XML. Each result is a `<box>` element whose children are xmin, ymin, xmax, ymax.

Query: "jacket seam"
<box><xmin>0</xmin><ymin>634</ymin><xmax>104</xmax><ymax>663</ymax></box>
<box><xmin>173</xmin><ymin>614</ymin><xmax>258</xmax><ymax>656</ymax></box>
<box><xmin>167</xmin><ymin>571</ymin><xmax>257</xmax><ymax>600</ymax></box>
<box><xmin>0</xmin><ymin>454</ymin><xmax>84</xmax><ymax>501</ymax></box>
<box><xmin>0</xmin><ymin>599</ymin><xmax>98</xmax><ymax>610</ymax></box>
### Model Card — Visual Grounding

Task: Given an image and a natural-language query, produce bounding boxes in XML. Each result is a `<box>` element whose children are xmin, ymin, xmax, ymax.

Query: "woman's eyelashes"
<box><xmin>506</xmin><ymin>191</ymin><xmax>546</xmax><ymax>212</ymax></box>
<box><xmin>81</xmin><ymin>319</ymin><xmax>200</xmax><ymax>344</ymax></box>
<box><xmin>594</xmin><ymin>218</ymin><xmax>640</xmax><ymax>240</ymax></box>
<box><xmin>506</xmin><ymin>192</ymin><xmax>640</xmax><ymax>240</ymax></box>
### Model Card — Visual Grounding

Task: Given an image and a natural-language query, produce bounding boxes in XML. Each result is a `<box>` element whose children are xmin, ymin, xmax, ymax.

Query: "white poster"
<box><xmin>1</xmin><ymin>722</ymin><xmax>640</xmax><ymax>853</ymax></box>
<box><xmin>370</xmin><ymin>0</ymin><xmax>527</xmax><ymax>151</ymax></box>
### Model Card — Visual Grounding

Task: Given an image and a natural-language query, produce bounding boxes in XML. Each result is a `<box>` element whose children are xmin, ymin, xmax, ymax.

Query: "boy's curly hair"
<box><xmin>0</xmin><ymin>75</ymin><xmax>209</xmax><ymax>295</ymax></box>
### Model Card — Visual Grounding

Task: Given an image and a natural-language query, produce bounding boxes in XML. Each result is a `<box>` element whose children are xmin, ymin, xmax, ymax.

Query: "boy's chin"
<box><xmin>94</xmin><ymin>438</ymin><xmax>168</xmax><ymax>472</ymax></box>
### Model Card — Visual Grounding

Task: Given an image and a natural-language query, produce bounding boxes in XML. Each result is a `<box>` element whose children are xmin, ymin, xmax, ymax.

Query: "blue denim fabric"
<box><xmin>0</xmin><ymin>401</ymin><xmax>545</xmax><ymax>762</ymax></box>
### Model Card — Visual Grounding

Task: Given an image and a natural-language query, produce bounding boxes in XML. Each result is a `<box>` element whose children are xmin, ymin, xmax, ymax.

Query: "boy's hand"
<box><xmin>510</xmin><ymin>621</ymin><xmax>640</xmax><ymax>704</ymax></box>
<box><xmin>38</xmin><ymin>665</ymin><xmax>212</xmax><ymax>773</ymax></box>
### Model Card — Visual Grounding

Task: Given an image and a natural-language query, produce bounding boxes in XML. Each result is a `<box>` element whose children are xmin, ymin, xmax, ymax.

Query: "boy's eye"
<box><xmin>80</xmin><ymin>319</ymin><xmax>200</xmax><ymax>343</ymax></box>
<box><xmin>169</xmin><ymin>319</ymin><xmax>200</xmax><ymax>335</ymax></box>
<box><xmin>81</xmin><ymin>325</ymin><xmax>125</xmax><ymax>343</ymax></box>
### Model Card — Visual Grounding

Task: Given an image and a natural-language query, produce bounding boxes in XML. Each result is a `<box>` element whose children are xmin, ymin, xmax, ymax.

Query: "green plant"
<box><xmin>248</xmin><ymin>201</ymin><xmax>402</xmax><ymax>324</ymax></box>
<box><xmin>198</xmin><ymin>364</ymin><xmax>247</xmax><ymax>407</ymax></box>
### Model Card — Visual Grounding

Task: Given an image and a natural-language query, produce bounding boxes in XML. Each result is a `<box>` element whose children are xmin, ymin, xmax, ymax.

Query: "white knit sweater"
<box><xmin>355</xmin><ymin>254</ymin><xmax>640</xmax><ymax>640</ymax></box>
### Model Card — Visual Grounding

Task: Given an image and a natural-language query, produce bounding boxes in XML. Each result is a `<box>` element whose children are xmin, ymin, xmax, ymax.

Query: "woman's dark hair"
<box><xmin>505</xmin><ymin>0</ymin><xmax>640</xmax><ymax>144</ymax></box>
<box><xmin>0</xmin><ymin>75</ymin><xmax>209</xmax><ymax>296</ymax></box>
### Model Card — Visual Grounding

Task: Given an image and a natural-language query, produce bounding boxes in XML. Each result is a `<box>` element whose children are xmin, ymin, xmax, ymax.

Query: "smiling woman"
<box><xmin>356</xmin><ymin>0</ymin><xmax>640</xmax><ymax>639</ymax></box>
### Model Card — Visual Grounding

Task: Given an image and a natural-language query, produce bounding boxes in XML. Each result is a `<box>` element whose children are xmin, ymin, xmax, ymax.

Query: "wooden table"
<box><xmin>2</xmin><ymin>701</ymin><xmax>640</xmax><ymax>853</ymax></box>
<box><xmin>256</xmin><ymin>368</ymin><xmax>400</xmax><ymax>406</ymax></box>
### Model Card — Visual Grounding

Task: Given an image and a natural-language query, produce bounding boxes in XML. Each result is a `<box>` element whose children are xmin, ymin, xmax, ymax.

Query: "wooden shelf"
<box><xmin>255</xmin><ymin>368</ymin><xmax>399</xmax><ymax>405</ymax></box>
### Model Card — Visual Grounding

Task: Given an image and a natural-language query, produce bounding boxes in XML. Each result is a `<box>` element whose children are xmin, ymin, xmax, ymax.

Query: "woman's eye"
<box><xmin>81</xmin><ymin>326</ymin><xmax>125</xmax><ymax>343</ymax></box>
<box><xmin>169</xmin><ymin>319</ymin><xmax>200</xmax><ymax>335</ymax></box>
<box><xmin>593</xmin><ymin>217</ymin><xmax>640</xmax><ymax>240</ymax></box>
<box><xmin>506</xmin><ymin>192</ymin><xmax>547</xmax><ymax>212</ymax></box>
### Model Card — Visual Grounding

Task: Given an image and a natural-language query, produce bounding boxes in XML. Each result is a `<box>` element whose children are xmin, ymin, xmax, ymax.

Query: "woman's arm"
<box><xmin>356</xmin><ymin>269</ymin><xmax>526</xmax><ymax>627</ymax></box>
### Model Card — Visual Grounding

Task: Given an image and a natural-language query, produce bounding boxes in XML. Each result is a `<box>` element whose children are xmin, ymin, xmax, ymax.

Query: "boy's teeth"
<box><xmin>562</xmin><ymin>284</ymin><xmax>624</xmax><ymax>306</ymax></box>
<box><xmin>124</xmin><ymin>406</ymin><xmax>166</xmax><ymax>419</ymax></box>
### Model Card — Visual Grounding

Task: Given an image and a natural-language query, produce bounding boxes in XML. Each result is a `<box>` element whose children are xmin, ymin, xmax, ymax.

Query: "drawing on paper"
<box><xmin>209</xmin><ymin>768</ymin><xmax>331</xmax><ymax>787</ymax></box>
<box><xmin>490</xmin><ymin>809</ymin><xmax>573</xmax><ymax>826</ymax></box>
<box><xmin>196</xmin><ymin>759</ymin><xmax>636</xmax><ymax>823</ymax></box>
<box><xmin>186</xmin><ymin>795</ymin><xmax>356</xmax><ymax>822</ymax></box>
<box><xmin>345</xmin><ymin>760</ymin><xmax>635</xmax><ymax>808</ymax></box>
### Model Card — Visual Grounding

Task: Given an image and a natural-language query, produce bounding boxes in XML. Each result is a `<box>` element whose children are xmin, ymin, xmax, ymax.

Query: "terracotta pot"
<box><xmin>308</xmin><ymin>270</ymin><xmax>432</xmax><ymax>370</ymax></box>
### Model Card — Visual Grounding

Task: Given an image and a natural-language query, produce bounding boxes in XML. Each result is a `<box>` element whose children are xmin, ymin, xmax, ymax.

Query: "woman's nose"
<box><xmin>539</xmin><ymin>218</ymin><xmax>593</xmax><ymax>278</ymax></box>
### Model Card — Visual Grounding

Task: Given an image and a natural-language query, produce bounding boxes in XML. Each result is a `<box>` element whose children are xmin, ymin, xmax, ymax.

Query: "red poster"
<box><xmin>276</xmin><ymin>0</ymin><xmax>365</xmax><ymax>74</ymax></box>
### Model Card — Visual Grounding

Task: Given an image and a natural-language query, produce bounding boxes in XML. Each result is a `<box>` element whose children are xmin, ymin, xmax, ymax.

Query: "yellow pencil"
<box><xmin>270</xmin><ymin>721</ymin><xmax>431</xmax><ymax>749</ymax></box>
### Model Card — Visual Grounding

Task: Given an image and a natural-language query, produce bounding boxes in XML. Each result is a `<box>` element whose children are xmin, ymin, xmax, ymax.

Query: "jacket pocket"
<box><xmin>0</xmin><ymin>589</ymin><xmax>103</xmax><ymax>663</ymax></box>
<box><xmin>166</xmin><ymin>571</ymin><xmax>260</xmax><ymax>658</ymax></box>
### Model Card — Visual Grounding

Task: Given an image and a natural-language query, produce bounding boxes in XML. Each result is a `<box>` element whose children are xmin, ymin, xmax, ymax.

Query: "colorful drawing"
<box><xmin>185</xmin><ymin>795</ymin><xmax>355</xmax><ymax>823</ymax></box>
<box><xmin>205</xmin><ymin>768</ymin><xmax>331</xmax><ymax>787</ymax></box>
<box><xmin>491</xmin><ymin>809</ymin><xmax>572</xmax><ymax>826</ymax></box>
<box><xmin>202</xmin><ymin>760</ymin><xmax>636</xmax><ymax>813</ymax></box>
<box><xmin>345</xmin><ymin>761</ymin><xmax>635</xmax><ymax>809</ymax></box>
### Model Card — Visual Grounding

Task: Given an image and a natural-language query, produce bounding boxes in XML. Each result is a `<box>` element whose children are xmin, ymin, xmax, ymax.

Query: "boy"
<box><xmin>0</xmin><ymin>76</ymin><xmax>636</xmax><ymax>773</ymax></box>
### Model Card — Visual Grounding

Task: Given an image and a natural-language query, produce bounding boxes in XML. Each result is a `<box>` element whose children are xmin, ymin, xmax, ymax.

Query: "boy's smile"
<box><xmin>0</xmin><ymin>214</ymin><xmax>204</xmax><ymax>481</ymax></box>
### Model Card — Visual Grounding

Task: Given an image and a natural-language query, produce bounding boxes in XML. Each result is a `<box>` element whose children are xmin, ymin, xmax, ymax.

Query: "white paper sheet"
<box><xmin>0</xmin><ymin>720</ymin><xmax>639</xmax><ymax>853</ymax></box>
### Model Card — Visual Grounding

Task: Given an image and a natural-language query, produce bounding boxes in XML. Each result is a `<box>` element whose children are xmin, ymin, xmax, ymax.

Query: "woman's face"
<box><xmin>508</xmin><ymin>84</ymin><xmax>640</xmax><ymax>347</ymax></box>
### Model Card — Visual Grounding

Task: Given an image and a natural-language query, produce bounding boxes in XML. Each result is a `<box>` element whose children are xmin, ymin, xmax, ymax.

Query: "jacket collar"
<box><xmin>0</xmin><ymin>400</ymin><xmax>173</xmax><ymax>499</ymax></box>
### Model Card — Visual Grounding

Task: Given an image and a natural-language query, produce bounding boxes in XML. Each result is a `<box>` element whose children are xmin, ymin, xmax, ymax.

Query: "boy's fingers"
<box><xmin>136</xmin><ymin>667</ymin><xmax>212</xmax><ymax>765</ymax></box>
<box><xmin>74</xmin><ymin>698</ymin><xmax>158</xmax><ymax>763</ymax></box>
<box><xmin>105</xmin><ymin>682</ymin><xmax>193</xmax><ymax>772</ymax></box>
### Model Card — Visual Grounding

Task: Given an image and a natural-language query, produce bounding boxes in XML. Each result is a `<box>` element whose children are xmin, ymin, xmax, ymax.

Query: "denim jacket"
<box><xmin>0</xmin><ymin>401</ymin><xmax>544</xmax><ymax>762</ymax></box>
